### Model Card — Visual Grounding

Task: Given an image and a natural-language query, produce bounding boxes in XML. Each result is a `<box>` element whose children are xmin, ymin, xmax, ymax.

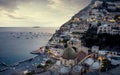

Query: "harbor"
<box><xmin>0</xmin><ymin>0</ymin><xmax>120</xmax><ymax>75</ymax></box>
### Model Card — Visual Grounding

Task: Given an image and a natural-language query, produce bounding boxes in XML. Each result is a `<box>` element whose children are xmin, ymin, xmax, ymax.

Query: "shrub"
<box><xmin>37</xmin><ymin>64</ymin><xmax>44</xmax><ymax>68</ymax></box>
<box><xmin>26</xmin><ymin>70</ymin><xmax>35</xmax><ymax>75</ymax></box>
<box><xmin>100</xmin><ymin>58</ymin><xmax>112</xmax><ymax>72</ymax></box>
<box><xmin>45</xmin><ymin>60</ymin><xmax>54</xmax><ymax>64</ymax></box>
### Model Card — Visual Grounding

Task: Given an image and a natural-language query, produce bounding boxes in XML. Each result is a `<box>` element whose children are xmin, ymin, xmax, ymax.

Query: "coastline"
<box><xmin>0</xmin><ymin>0</ymin><xmax>119</xmax><ymax>74</ymax></box>
<box><xmin>0</xmin><ymin>27</ymin><xmax>55</xmax><ymax>70</ymax></box>
<box><xmin>50</xmin><ymin>0</ymin><xmax>96</xmax><ymax>41</ymax></box>
<box><xmin>0</xmin><ymin>0</ymin><xmax>95</xmax><ymax>74</ymax></box>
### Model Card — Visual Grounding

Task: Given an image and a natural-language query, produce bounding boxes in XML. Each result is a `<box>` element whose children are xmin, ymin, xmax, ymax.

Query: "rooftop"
<box><xmin>62</xmin><ymin>47</ymin><xmax>77</xmax><ymax>60</ymax></box>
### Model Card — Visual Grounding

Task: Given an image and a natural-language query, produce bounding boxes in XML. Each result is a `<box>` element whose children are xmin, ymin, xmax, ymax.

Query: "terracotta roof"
<box><xmin>77</xmin><ymin>51</ymin><xmax>87</xmax><ymax>63</ymax></box>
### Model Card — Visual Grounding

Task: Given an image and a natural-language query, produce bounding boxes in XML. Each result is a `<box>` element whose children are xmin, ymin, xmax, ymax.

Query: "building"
<box><xmin>71</xmin><ymin>18</ymin><xmax>80</xmax><ymax>23</ymax></box>
<box><xmin>58</xmin><ymin>45</ymin><xmax>78</xmax><ymax>75</ymax></box>
<box><xmin>58</xmin><ymin>66</ymin><xmax>70</xmax><ymax>75</ymax></box>
<box><xmin>58</xmin><ymin>40</ymin><xmax>88</xmax><ymax>75</ymax></box>
<box><xmin>69</xmin><ymin>38</ymin><xmax>81</xmax><ymax>48</ymax></box>
<box><xmin>97</xmin><ymin>24</ymin><xmax>111</xmax><ymax>34</ymax></box>
<box><xmin>111</xmin><ymin>27</ymin><xmax>120</xmax><ymax>35</ymax></box>
<box><xmin>83</xmin><ymin>57</ymin><xmax>101</xmax><ymax>71</ymax></box>
<box><xmin>77</xmin><ymin>51</ymin><xmax>87</xmax><ymax>63</ymax></box>
<box><xmin>93</xmin><ymin>1</ymin><xmax>103</xmax><ymax>8</ymax></box>
<box><xmin>107</xmin><ymin>6</ymin><xmax>117</xmax><ymax>11</ymax></box>
<box><xmin>91</xmin><ymin>46</ymin><xmax>99</xmax><ymax>53</ymax></box>
<box><xmin>97</xmin><ymin>24</ymin><xmax>120</xmax><ymax>35</ymax></box>
<box><xmin>108</xmin><ymin>56</ymin><xmax>120</xmax><ymax>65</ymax></box>
<box><xmin>70</xmin><ymin>24</ymin><xmax>89</xmax><ymax>35</ymax></box>
<box><xmin>61</xmin><ymin>47</ymin><xmax>77</xmax><ymax>66</ymax></box>
<box><xmin>70</xmin><ymin>65</ymin><xmax>82</xmax><ymax>75</ymax></box>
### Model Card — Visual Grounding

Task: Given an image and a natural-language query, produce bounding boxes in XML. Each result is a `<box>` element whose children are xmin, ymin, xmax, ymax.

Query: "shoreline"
<box><xmin>0</xmin><ymin>0</ymin><xmax>95</xmax><ymax>73</ymax></box>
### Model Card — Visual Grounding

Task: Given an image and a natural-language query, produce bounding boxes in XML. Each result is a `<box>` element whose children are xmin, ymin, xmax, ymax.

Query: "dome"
<box><xmin>62</xmin><ymin>47</ymin><xmax>77</xmax><ymax>60</ymax></box>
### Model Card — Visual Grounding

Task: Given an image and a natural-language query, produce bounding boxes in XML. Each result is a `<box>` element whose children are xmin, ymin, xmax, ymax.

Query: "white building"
<box><xmin>71</xmin><ymin>65</ymin><xmax>82</xmax><ymax>75</ymax></box>
<box><xmin>97</xmin><ymin>24</ymin><xmax>120</xmax><ymax>35</ymax></box>
<box><xmin>91</xmin><ymin>46</ymin><xmax>99</xmax><ymax>53</ymax></box>
<box><xmin>70</xmin><ymin>24</ymin><xmax>89</xmax><ymax>34</ymax></box>
<box><xmin>107</xmin><ymin>6</ymin><xmax>117</xmax><ymax>11</ymax></box>
<box><xmin>108</xmin><ymin>56</ymin><xmax>120</xmax><ymax>65</ymax></box>
<box><xmin>97</xmin><ymin>24</ymin><xmax>111</xmax><ymax>34</ymax></box>
<box><xmin>111</xmin><ymin>27</ymin><xmax>120</xmax><ymax>35</ymax></box>
<box><xmin>83</xmin><ymin>58</ymin><xmax>101</xmax><ymax>71</ymax></box>
<box><xmin>93</xmin><ymin>1</ymin><xmax>103</xmax><ymax>8</ymax></box>
<box><xmin>58</xmin><ymin>66</ymin><xmax>70</xmax><ymax>75</ymax></box>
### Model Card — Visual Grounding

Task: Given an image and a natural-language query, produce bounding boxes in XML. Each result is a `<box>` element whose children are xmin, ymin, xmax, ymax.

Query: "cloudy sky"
<box><xmin>0</xmin><ymin>0</ymin><xmax>91</xmax><ymax>27</ymax></box>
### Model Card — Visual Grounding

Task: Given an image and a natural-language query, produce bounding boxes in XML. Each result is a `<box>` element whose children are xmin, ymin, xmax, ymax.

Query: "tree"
<box><xmin>26</xmin><ymin>70</ymin><xmax>35</xmax><ymax>75</ymax></box>
<box><xmin>45</xmin><ymin>60</ymin><xmax>54</xmax><ymax>64</ymax></box>
<box><xmin>102</xmin><ymin>1</ymin><xmax>108</xmax><ymax>9</ymax></box>
<box><xmin>101</xmin><ymin>58</ymin><xmax>111</xmax><ymax>72</ymax></box>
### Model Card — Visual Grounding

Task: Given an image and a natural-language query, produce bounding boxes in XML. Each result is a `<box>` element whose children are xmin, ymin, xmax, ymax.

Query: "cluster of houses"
<box><xmin>20</xmin><ymin>0</ymin><xmax>120</xmax><ymax>75</ymax></box>
<box><xmin>93</xmin><ymin>0</ymin><xmax>120</xmax><ymax>12</ymax></box>
<box><xmin>90</xmin><ymin>0</ymin><xmax>120</xmax><ymax>35</ymax></box>
<box><xmin>43</xmin><ymin>0</ymin><xmax>120</xmax><ymax>75</ymax></box>
<box><xmin>97</xmin><ymin>24</ymin><xmax>120</xmax><ymax>35</ymax></box>
<box><xmin>1</xmin><ymin>0</ymin><xmax>120</xmax><ymax>75</ymax></box>
<box><xmin>19</xmin><ymin>0</ymin><xmax>120</xmax><ymax>75</ymax></box>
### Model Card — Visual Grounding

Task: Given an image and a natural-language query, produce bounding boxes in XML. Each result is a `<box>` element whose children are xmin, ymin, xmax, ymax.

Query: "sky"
<box><xmin>0</xmin><ymin>0</ymin><xmax>91</xmax><ymax>27</ymax></box>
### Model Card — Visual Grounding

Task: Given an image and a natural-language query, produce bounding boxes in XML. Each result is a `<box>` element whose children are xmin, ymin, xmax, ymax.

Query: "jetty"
<box><xmin>31</xmin><ymin>46</ymin><xmax>45</xmax><ymax>54</ymax></box>
<box><xmin>0</xmin><ymin>61</ymin><xmax>9</xmax><ymax>67</ymax></box>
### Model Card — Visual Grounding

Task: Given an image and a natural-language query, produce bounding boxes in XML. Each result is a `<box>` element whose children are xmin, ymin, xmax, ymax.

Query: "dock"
<box><xmin>31</xmin><ymin>46</ymin><xmax>45</xmax><ymax>54</ymax></box>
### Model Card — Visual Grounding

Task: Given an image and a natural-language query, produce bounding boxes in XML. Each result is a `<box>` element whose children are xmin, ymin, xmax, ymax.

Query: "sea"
<box><xmin>0</xmin><ymin>0</ymin><xmax>92</xmax><ymax>69</ymax></box>
<box><xmin>0</xmin><ymin>27</ymin><xmax>58</xmax><ymax>68</ymax></box>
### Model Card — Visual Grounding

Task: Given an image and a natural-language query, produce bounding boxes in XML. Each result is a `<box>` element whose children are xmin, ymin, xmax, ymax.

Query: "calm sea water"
<box><xmin>0</xmin><ymin>0</ymin><xmax>92</xmax><ymax>68</ymax></box>
<box><xmin>0</xmin><ymin>27</ymin><xmax>58</xmax><ymax>68</ymax></box>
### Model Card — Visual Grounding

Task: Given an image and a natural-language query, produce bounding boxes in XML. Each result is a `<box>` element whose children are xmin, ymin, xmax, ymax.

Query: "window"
<box><xmin>99</xmin><ymin>30</ymin><xmax>102</xmax><ymax>32</ymax></box>
<box><xmin>104</xmin><ymin>30</ymin><xmax>106</xmax><ymax>32</ymax></box>
<box><xmin>104</xmin><ymin>27</ymin><xmax>106</xmax><ymax>29</ymax></box>
<box><xmin>108</xmin><ymin>30</ymin><xmax>111</xmax><ymax>32</ymax></box>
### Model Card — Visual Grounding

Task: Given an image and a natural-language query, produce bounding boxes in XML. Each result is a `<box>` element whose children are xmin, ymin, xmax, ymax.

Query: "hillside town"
<box><xmin>0</xmin><ymin>0</ymin><xmax>120</xmax><ymax>75</ymax></box>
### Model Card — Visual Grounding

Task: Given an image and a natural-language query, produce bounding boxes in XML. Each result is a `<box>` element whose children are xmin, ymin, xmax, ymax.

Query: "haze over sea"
<box><xmin>0</xmin><ymin>27</ymin><xmax>57</xmax><ymax>68</ymax></box>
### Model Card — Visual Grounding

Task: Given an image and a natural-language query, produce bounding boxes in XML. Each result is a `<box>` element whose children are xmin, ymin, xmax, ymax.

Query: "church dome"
<box><xmin>62</xmin><ymin>47</ymin><xmax>77</xmax><ymax>60</ymax></box>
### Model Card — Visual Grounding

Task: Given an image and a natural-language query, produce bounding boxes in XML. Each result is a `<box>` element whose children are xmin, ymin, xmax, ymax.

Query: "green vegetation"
<box><xmin>37</xmin><ymin>64</ymin><xmax>46</xmax><ymax>68</ymax></box>
<box><xmin>81</xmin><ymin>27</ymin><xmax>120</xmax><ymax>48</ymax></box>
<box><xmin>26</xmin><ymin>70</ymin><xmax>35</xmax><ymax>75</ymax></box>
<box><xmin>72</xmin><ymin>32</ymin><xmax>82</xmax><ymax>35</ymax></box>
<box><xmin>37</xmin><ymin>60</ymin><xmax>54</xmax><ymax>69</ymax></box>
<box><xmin>101</xmin><ymin>59</ymin><xmax>112</xmax><ymax>72</ymax></box>
<box><xmin>81</xmin><ymin>27</ymin><xmax>98</xmax><ymax>47</ymax></box>
<box><xmin>45</xmin><ymin>60</ymin><xmax>54</xmax><ymax>64</ymax></box>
